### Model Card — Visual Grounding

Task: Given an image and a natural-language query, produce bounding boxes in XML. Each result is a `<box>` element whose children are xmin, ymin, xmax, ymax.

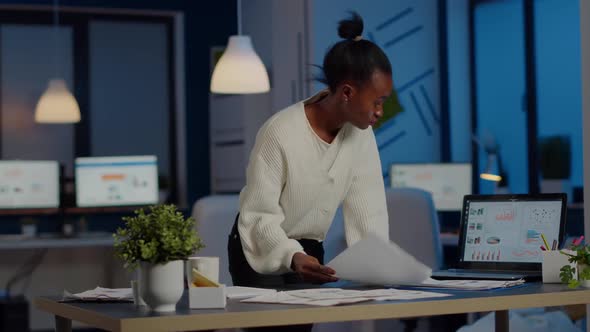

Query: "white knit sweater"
<box><xmin>238</xmin><ymin>93</ymin><xmax>389</xmax><ymax>274</ymax></box>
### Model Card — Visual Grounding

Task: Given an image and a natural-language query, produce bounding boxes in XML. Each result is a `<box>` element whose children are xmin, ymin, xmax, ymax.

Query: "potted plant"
<box><xmin>560</xmin><ymin>239</ymin><xmax>590</xmax><ymax>288</ymax></box>
<box><xmin>114</xmin><ymin>204</ymin><xmax>203</xmax><ymax>312</ymax></box>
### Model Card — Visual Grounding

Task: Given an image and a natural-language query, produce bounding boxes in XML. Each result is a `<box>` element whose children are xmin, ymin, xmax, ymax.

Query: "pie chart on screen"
<box><xmin>486</xmin><ymin>236</ymin><xmax>501</xmax><ymax>245</ymax></box>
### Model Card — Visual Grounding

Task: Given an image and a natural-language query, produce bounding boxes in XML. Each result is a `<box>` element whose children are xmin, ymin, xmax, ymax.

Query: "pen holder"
<box><xmin>542</xmin><ymin>250</ymin><xmax>575</xmax><ymax>283</ymax></box>
<box><xmin>188</xmin><ymin>285</ymin><xmax>226</xmax><ymax>309</ymax></box>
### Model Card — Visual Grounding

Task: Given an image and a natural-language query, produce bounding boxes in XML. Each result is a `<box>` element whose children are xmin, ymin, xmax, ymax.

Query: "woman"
<box><xmin>228</xmin><ymin>12</ymin><xmax>392</xmax><ymax>330</ymax></box>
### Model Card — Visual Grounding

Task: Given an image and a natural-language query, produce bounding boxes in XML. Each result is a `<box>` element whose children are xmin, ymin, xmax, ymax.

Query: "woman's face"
<box><xmin>343</xmin><ymin>70</ymin><xmax>393</xmax><ymax>130</ymax></box>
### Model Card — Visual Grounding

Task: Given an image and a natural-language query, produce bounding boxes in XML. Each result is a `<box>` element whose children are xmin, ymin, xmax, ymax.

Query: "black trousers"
<box><xmin>228</xmin><ymin>215</ymin><xmax>324</xmax><ymax>332</ymax></box>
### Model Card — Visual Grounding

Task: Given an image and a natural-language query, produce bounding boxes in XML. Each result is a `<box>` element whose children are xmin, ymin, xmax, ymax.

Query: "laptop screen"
<box><xmin>458</xmin><ymin>194</ymin><xmax>566</xmax><ymax>270</ymax></box>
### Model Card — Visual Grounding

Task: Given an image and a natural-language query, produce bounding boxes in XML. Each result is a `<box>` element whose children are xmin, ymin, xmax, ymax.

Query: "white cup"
<box><xmin>186</xmin><ymin>257</ymin><xmax>220</xmax><ymax>286</ymax></box>
<box><xmin>542</xmin><ymin>250</ymin><xmax>575</xmax><ymax>283</ymax></box>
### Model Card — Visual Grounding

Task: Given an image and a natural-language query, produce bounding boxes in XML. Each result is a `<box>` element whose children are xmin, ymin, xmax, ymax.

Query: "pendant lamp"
<box><xmin>480</xmin><ymin>153</ymin><xmax>502</xmax><ymax>182</ymax></box>
<box><xmin>34</xmin><ymin>0</ymin><xmax>80</xmax><ymax>123</ymax></box>
<box><xmin>210</xmin><ymin>0</ymin><xmax>270</xmax><ymax>94</ymax></box>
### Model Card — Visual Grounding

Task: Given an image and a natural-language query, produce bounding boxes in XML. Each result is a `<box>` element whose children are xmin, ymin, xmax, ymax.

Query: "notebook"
<box><xmin>432</xmin><ymin>193</ymin><xmax>567</xmax><ymax>281</ymax></box>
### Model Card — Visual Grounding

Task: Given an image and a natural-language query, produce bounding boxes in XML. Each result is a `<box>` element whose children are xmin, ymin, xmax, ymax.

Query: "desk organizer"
<box><xmin>188</xmin><ymin>286</ymin><xmax>226</xmax><ymax>309</ymax></box>
<box><xmin>542</xmin><ymin>250</ymin><xmax>575</xmax><ymax>283</ymax></box>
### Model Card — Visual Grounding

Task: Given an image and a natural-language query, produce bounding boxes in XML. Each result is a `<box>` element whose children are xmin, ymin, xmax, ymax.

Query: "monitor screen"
<box><xmin>0</xmin><ymin>160</ymin><xmax>60</xmax><ymax>209</ymax></box>
<box><xmin>75</xmin><ymin>155</ymin><xmax>158</xmax><ymax>207</ymax></box>
<box><xmin>390</xmin><ymin>163</ymin><xmax>472</xmax><ymax>211</ymax></box>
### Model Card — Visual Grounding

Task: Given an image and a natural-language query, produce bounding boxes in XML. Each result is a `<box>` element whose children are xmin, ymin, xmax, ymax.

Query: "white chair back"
<box><xmin>325</xmin><ymin>188</ymin><xmax>442</xmax><ymax>270</ymax></box>
<box><xmin>191</xmin><ymin>195</ymin><xmax>240</xmax><ymax>286</ymax></box>
<box><xmin>385</xmin><ymin>187</ymin><xmax>443</xmax><ymax>270</ymax></box>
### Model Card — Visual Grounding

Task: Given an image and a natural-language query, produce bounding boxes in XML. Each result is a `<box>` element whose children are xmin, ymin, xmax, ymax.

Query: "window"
<box><xmin>0</xmin><ymin>9</ymin><xmax>185</xmax><ymax>206</ymax></box>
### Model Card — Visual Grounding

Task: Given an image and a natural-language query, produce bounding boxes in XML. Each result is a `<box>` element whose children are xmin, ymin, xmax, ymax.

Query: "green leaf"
<box><xmin>580</xmin><ymin>266</ymin><xmax>590</xmax><ymax>280</ymax></box>
<box><xmin>558</xmin><ymin>245</ymin><xmax>590</xmax><ymax>288</ymax></box>
<box><xmin>568</xmin><ymin>280</ymin><xmax>580</xmax><ymax>289</ymax></box>
<box><xmin>560</xmin><ymin>265</ymin><xmax>575</xmax><ymax>284</ymax></box>
<box><xmin>113</xmin><ymin>204</ymin><xmax>205</xmax><ymax>270</ymax></box>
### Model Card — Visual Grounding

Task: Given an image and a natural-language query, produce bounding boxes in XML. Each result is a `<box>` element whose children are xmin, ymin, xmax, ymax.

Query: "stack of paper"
<box><xmin>327</xmin><ymin>234</ymin><xmax>525</xmax><ymax>290</ymax></box>
<box><xmin>63</xmin><ymin>287</ymin><xmax>133</xmax><ymax>301</ymax></box>
<box><xmin>226</xmin><ymin>286</ymin><xmax>277</xmax><ymax>299</ymax></box>
<box><xmin>414</xmin><ymin>278</ymin><xmax>525</xmax><ymax>290</ymax></box>
<box><xmin>241</xmin><ymin>288</ymin><xmax>451</xmax><ymax>306</ymax></box>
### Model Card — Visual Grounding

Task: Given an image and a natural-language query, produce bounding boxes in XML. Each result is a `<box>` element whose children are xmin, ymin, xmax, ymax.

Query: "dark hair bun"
<box><xmin>318</xmin><ymin>11</ymin><xmax>391</xmax><ymax>91</ymax></box>
<box><xmin>337</xmin><ymin>11</ymin><xmax>364</xmax><ymax>40</ymax></box>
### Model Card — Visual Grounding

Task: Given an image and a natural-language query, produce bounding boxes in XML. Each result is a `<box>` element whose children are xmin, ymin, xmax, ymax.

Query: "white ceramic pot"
<box><xmin>139</xmin><ymin>260</ymin><xmax>184</xmax><ymax>312</ymax></box>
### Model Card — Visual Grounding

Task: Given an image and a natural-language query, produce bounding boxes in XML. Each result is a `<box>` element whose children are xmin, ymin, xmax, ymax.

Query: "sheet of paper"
<box><xmin>284</xmin><ymin>288</ymin><xmax>364</xmax><ymax>300</ymax></box>
<box><xmin>415</xmin><ymin>278</ymin><xmax>525</xmax><ymax>290</ymax></box>
<box><xmin>240</xmin><ymin>291</ymin><xmax>372</xmax><ymax>306</ymax></box>
<box><xmin>326</xmin><ymin>233</ymin><xmax>432</xmax><ymax>286</ymax></box>
<box><xmin>225</xmin><ymin>286</ymin><xmax>277</xmax><ymax>299</ymax></box>
<box><xmin>62</xmin><ymin>287</ymin><xmax>133</xmax><ymax>301</ymax></box>
<box><xmin>359</xmin><ymin>289</ymin><xmax>451</xmax><ymax>300</ymax></box>
<box><xmin>285</xmin><ymin>288</ymin><xmax>451</xmax><ymax>301</ymax></box>
<box><xmin>240</xmin><ymin>288</ymin><xmax>452</xmax><ymax>306</ymax></box>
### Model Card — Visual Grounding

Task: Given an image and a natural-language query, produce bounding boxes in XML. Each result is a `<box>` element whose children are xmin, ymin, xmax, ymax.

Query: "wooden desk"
<box><xmin>35</xmin><ymin>283</ymin><xmax>590</xmax><ymax>332</ymax></box>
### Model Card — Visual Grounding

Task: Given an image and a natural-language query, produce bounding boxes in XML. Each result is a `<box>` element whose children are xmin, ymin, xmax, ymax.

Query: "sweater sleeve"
<box><xmin>342</xmin><ymin>129</ymin><xmax>390</xmax><ymax>246</ymax></box>
<box><xmin>238</xmin><ymin>122</ymin><xmax>306</xmax><ymax>275</ymax></box>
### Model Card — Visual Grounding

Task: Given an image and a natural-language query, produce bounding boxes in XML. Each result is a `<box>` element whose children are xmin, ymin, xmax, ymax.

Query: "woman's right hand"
<box><xmin>291</xmin><ymin>252</ymin><xmax>339</xmax><ymax>284</ymax></box>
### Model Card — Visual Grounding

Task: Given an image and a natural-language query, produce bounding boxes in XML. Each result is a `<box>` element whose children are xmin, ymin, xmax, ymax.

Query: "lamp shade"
<box><xmin>480</xmin><ymin>153</ymin><xmax>502</xmax><ymax>182</ymax></box>
<box><xmin>35</xmin><ymin>79</ymin><xmax>80</xmax><ymax>123</ymax></box>
<box><xmin>210</xmin><ymin>35</ymin><xmax>270</xmax><ymax>94</ymax></box>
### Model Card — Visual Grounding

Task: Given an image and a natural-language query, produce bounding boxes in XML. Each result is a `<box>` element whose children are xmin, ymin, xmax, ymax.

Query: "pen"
<box><xmin>551</xmin><ymin>239</ymin><xmax>557</xmax><ymax>251</ymax></box>
<box><xmin>540</xmin><ymin>245</ymin><xmax>546</xmax><ymax>251</ymax></box>
<box><xmin>573</xmin><ymin>236</ymin><xmax>585</xmax><ymax>246</ymax></box>
<box><xmin>540</xmin><ymin>234</ymin><xmax>550</xmax><ymax>251</ymax></box>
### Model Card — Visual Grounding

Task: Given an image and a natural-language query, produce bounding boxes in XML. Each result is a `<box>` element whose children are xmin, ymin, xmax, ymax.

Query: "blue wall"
<box><xmin>447</xmin><ymin>0</ymin><xmax>471</xmax><ymax>163</ymax></box>
<box><xmin>312</xmin><ymin>0</ymin><xmax>442</xmax><ymax>184</ymax></box>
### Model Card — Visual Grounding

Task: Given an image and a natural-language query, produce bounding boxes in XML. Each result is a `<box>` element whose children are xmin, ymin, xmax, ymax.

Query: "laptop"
<box><xmin>432</xmin><ymin>193</ymin><xmax>567</xmax><ymax>281</ymax></box>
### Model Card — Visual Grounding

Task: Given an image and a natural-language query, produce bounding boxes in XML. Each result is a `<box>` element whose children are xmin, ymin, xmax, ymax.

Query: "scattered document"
<box><xmin>326</xmin><ymin>233</ymin><xmax>432</xmax><ymax>285</ymax></box>
<box><xmin>241</xmin><ymin>290</ymin><xmax>368</xmax><ymax>306</ymax></box>
<box><xmin>241</xmin><ymin>288</ymin><xmax>451</xmax><ymax>306</ymax></box>
<box><xmin>412</xmin><ymin>278</ymin><xmax>525</xmax><ymax>290</ymax></box>
<box><xmin>226</xmin><ymin>286</ymin><xmax>277</xmax><ymax>299</ymax></box>
<box><xmin>62</xmin><ymin>287</ymin><xmax>133</xmax><ymax>302</ymax></box>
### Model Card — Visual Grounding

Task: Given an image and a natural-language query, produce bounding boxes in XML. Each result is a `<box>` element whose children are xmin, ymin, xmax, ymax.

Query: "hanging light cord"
<box><xmin>237</xmin><ymin>0</ymin><xmax>242</xmax><ymax>35</ymax></box>
<box><xmin>53</xmin><ymin>0</ymin><xmax>59</xmax><ymax>78</ymax></box>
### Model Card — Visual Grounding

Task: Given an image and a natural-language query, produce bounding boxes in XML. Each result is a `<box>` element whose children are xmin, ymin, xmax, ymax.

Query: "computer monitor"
<box><xmin>390</xmin><ymin>163</ymin><xmax>472</xmax><ymax>211</ymax></box>
<box><xmin>0</xmin><ymin>160</ymin><xmax>60</xmax><ymax>209</ymax></box>
<box><xmin>75</xmin><ymin>155</ymin><xmax>158</xmax><ymax>207</ymax></box>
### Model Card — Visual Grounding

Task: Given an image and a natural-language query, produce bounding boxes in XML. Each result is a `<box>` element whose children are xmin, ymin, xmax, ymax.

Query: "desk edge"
<box><xmin>34</xmin><ymin>297</ymin><xmax>121</xmax><ymax>331</ymax></box>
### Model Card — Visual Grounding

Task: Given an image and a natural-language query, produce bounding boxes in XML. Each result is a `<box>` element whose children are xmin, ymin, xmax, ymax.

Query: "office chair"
<box><xmin>385</xmin><ymin>187</ymin><xmax>443</xmax><ymax>270</ymax></box>
<box><xmin>320</xmin><ymin>188</ymin><xmax>444</xmax><ymax>332</ymax></box>
<box><xmin>384</xmin><ymin>187</ymin><xmax>443</xmax><ymax>332</ymax></box>
<box><xmin>191</xmin><ymin>195</ymin><xmax>240</xmax><ymax>286</ymax></box>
